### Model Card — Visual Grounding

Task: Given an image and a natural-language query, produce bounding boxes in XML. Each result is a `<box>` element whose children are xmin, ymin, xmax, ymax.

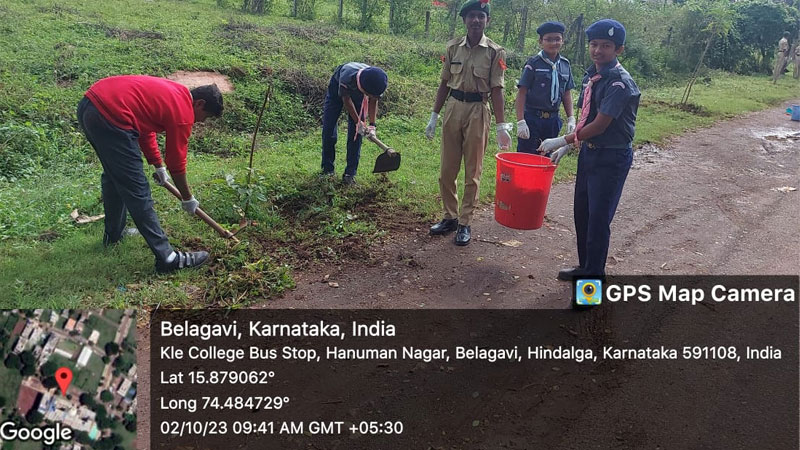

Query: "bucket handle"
<box><xmin>495</xmin><ymin>154</ymin><xmax>557</xmax><ymax>169</ymax></box>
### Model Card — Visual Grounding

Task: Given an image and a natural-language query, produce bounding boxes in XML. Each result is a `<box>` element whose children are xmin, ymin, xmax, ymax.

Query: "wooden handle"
<box><xmin>367</xmin><ymin>134</ymin><xmax>395</xmax><ymax>154</ymax></box>
<box><xmin>159</xmin><ymin>180</ymin><xmax>239</xmax><ymax>243</ymax></box>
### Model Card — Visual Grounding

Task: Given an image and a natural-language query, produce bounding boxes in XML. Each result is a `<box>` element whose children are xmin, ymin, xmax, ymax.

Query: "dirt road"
<box><xmin>270</xmin><ymin>101</ymin><xmax>800</xmax><ymax>309</ymax></box>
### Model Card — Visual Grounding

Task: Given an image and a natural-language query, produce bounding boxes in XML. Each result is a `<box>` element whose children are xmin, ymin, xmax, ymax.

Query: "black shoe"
<box><xmin>429</xmin><ymin>218</ymin><xmax>458</xmax><ymax>235</ymax></box>
<box><xmin>342</xmin><ymin>174</ymin><xmax>357</xmax><ymax>185</ymax></box>
<box><xmin>156</xmin><ymin>251</ymin><xmax>209</xmax><ymax>274</ymax></box>
<box><xmin>454</xmin><ymin>225</ymin><xmax>471</xmax><ymax>246</ymax></box>
<box><xmin>557</xmin><ymin>266</ymin><xmax>587</xmax><ymax>281</ymax></box>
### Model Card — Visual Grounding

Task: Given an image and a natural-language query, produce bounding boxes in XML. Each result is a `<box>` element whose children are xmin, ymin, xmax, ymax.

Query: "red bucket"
<box><xmin>494</xmin><ymin>153</ymin><xmax>556</xmax><ymax>230</ymax></box>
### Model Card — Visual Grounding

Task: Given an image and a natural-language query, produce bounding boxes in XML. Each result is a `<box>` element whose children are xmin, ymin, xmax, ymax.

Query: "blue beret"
<box><xmin>536</xmin><ymin>21</ymin><xmax>565</xmax><ymax>36</ymax></box>
<box><xmin>359</xmin><ymin>67</ymin><xmax>388</xmax><ymax>97</ymax></box>
<box><xmin>459</xmin><ymin>0</ymin><xmax>491</xmax><ymax>17</ymax></box>
<box><xmin>586</xmin><ymin>19</ymin><xmax>626</xmax><ymax>47</ymax></box>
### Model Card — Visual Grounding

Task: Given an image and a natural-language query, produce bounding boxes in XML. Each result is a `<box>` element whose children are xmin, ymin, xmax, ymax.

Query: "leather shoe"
<box><xmin>429</xmin><ymin>218</ymin><xmax>458</xmax><ymax>235</ymax></box>
<box><xmin>557</xmin><ymin>266</ymin><xmax>587</xmax><ymax>281</ymax></box>
<box><xmin>454</xmin><ymin>225</ymin><xmax>471</xmax><ymax>246</ymax></box>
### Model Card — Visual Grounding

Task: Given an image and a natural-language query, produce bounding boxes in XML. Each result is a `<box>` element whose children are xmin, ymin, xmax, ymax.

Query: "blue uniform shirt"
<box><xmin>577</xmin><ymin>58</ymin><xmax>640</xmax><ymax>147</ymax></box>
<box><xmin>333</xmin><ymin>62</ymin><xmax>368</xmax><ymax>98</ymax></box>
<box><xmin>518</xmin><ymin>54</ymin><xmax>575</xmax><ymax>112</ymax></box>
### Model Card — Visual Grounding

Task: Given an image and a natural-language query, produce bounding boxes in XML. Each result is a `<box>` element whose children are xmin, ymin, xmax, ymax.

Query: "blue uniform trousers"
<box><xmin>516</xmin><ymin>111</ymin><xmax>562</xmax><ymax>154</ymax></box>
<box><xmin>573</xmin><ymin>143</ymin><xmax>632</xmax><ymax>276</ymax></box>
<box><xmin>321</xmin><ymin>76</ymin><xmax>364</xmax><ymax>176</ymax></box>
<box><xmin>76</xmin><ymin>97</ymin><xmax>174</xmax><ymax>263</ymax></box>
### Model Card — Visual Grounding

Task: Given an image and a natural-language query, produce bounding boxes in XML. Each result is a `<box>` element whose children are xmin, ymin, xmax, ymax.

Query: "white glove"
<box><xmin>181</xmin><ymin>196</ymin><xmax>199</xmax><ymax>215</ymax></box>
<box><xmin>550</xmin><ymin>145</ymin><xmax>570</xmax><ymax>164</ymax></box>
<box><xmin>538</xmin><ymin>136</ymin><xmax>567</xmax><ymax>155</ymax></box>
<box><xmin>366</xmin><ymin>125</ymin><xmax>376</xmax><ymax>139</ymax></box>
<box><xmin>153</xmin><ymin>166</ymin><xmax>170</xmax><ymax>186</ymax></box>
<box><xmin>566</xmin><ymin>116</ymin><xmax>576</xmax><ymax>134</ymax></box>
<box><xmin>516</xmin><ymin>119</ymin><xmax>530</xmax><ymax>139</ymax></box>
<box><xmin>424</xmin><ymin>112</ymin><xmax>438</xmax><ymax>140</ymax></box>
<box><xmin>496</xmin><ymin>123</ymin><xmax>512</xmax><ymax>150</ymax></box>
<box><xmin>357</xmin><ymin>122</ymin><xmax>369</xmax><ymax>136</ymax></box>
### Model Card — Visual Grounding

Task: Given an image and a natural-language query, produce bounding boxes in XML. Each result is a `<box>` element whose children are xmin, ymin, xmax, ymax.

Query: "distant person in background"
<box><xmin>320</xmin><ymin>63</ymin><xmax>388</xmax><ymax>185</ymax></box>
<box><xmin>793</xmin><ymin>44</ymin><xmax>800</xmax><ymax>79</ymax></box>
<box><xmin>772</xmin><ymin>31</ymin><xmax>791</xmax><ymax>83</ymax></box>
<box><xmin>515</xmin><ymin>21</ymin><xmax>575</xmax><ymax>154</ymax></box>
<box><xmin>77</xmin><ymin>75</ymin><xmax>223</xmax><ymax>273</ymax></box>
<box><xmin>424</xmin><ymin>0</ymin><xmax>511</xmax><ymax>246</ymax></box>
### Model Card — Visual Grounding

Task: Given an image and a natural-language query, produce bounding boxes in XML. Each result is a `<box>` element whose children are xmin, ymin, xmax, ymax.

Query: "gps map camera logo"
<box><xmin>576</xmin><ymin>279</ymin><xmax>602</xmax><ymax>305</ymax></box>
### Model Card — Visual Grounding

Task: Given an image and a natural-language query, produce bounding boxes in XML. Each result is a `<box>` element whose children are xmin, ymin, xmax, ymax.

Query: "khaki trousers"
<box><xmin>439</xmin><ymin>96</ymin><xmax>490</xmax><ymax>226</ymax></box>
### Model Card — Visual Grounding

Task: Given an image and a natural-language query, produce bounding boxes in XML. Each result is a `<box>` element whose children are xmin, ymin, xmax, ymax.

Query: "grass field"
<box><xmin>48</xmin><ymin>352</ymin><xmax>105</xmax><ymax>394</ymax></box>
<box><xmin>82</xmin><ymin>314</ymin><xmax>118</xmax><ymax>348</ymax></box>
<box><xmin>0</xmin><ymin>366</ymin><xmax>23</xmax><ymax>411</ymax></box>
<box><xmin>0</xmin><ymin>0</ymin><xmax>797</xmax><ymax>307</ymax></box>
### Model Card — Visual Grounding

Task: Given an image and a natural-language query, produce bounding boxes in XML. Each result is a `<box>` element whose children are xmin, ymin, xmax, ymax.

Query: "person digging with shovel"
<box><xmin>76</xmin><ymin>75</ymin><xmax>223</xmax><ymax>274</ymax></box>
<box><xmin>320</xmin><ymin>63</ymin><xmax>388</xmax><ymax>185</ymax></box>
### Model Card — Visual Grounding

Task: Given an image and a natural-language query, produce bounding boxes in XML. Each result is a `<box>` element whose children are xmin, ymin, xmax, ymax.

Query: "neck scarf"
<box><xmin>538</xmin><ymin>51</ymin><xmax>560</xmax><ymax>106</ymax></box>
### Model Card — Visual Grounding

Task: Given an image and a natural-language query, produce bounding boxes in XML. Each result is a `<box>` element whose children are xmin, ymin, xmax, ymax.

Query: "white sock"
<box><xmin>165</xmin><ymin>251</ymin><xmax>177</xmax><ymax>264</ymax></box>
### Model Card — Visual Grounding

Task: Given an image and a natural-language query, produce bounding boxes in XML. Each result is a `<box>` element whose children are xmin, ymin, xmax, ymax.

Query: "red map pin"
<box><xmin>55</xmin><ymin>367</ymin><xmax>73</xmax><ymax>396</ymax></box>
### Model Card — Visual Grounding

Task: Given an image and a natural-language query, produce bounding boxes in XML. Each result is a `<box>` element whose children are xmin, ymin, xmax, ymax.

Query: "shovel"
<box><xmin>367</xmin><ymin>134</ymin><xmax>401</xmax><ymax>173</ymax></box>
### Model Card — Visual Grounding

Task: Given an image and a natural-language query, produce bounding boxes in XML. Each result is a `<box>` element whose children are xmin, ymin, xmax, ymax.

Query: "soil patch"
<box><xmin>165</xmin><ymin>71</ymin><xmax>234</xmax><ymax>93</ymax></box>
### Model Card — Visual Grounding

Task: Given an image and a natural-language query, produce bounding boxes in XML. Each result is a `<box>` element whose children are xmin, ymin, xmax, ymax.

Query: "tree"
<box><xmin>104</xmin><ymin>342</ymin><xmax>119</xmax><ymax>356</ymax></box>
<box><xmin>19</xmin><ymin>351</ymin><xmax>34</xmax><ymax>367</ymax></box>
<box><xmin>42</xmin><ymin>376</ymin><xmax>58</xmax><ymax>389</ymax></box>
<box><xmin>680</xmin><ymin>0</ymin><xmax>735</xmax><ymax>105</ymax></box>
<box><xmin>0</xmin><ymin>396</ymin><xmax>6</xmax><ymax>408</ymax></box>
<box><xmin>25</xmin><ymin>410</ymin><xmax>43</xmax><ymax>424</ymax></box>
<box><xmin>4</xmin><ymin>353</ymin><xmax>20</xmax><ymax>369</ymax></box>
<box><xmin>735</xmin><ymin>0</ymin><xmax>798</xmax><ymax>72</ymax></box>
<box><xmin>100</xmin><ymin>390</ymin><xmax>114</xmax><ymax>403</ymax></box>
<box><xmin>40</xmin><ymin>360</ymin><xmax>58</xmax><ymax>378</ymax></box>
<box><xmin>20</xmin><ymin>364</ymin><xmax>35</xmax><ymax>376</ymax></box>
<box><xmin>79</xmin><ymin>393</ymin><xmax>96</xmax><ymax>408</ymax></box>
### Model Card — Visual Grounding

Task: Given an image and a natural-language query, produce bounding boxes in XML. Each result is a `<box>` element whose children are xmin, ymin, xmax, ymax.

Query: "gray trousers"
<box><xmin>76</xmin><ymin>97</ymin><xmax>173</xmax><ymax>263</ymax></box>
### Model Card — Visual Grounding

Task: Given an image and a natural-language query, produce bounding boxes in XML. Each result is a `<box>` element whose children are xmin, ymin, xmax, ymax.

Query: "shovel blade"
<box><xmin>373</xmin><ymin>151</ymin><xmax>401</xmax><ymax>173</ymax></box>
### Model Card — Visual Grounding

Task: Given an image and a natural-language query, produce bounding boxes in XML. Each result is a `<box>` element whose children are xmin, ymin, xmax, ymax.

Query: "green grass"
<box><xmin>82</xmin><ymin>314</ymin><xmax>118</xmax><ymax>349</ymax></box>
<box><xmin>102</xmin><ymin>310</ymin><xmax>124</xmax><ymax>324</ymax></box>
<box><xmin>47</xmin><ymin>352</ymin><xmax>104</xmax><ymax>395</ymax></box>
<box><xmin>55</xmin><ymin>339</ymin><xmax>80</xmax><ymax>357</ymax></box>
<box><xmin>0</xmin><ymin>0</ymin><xmax>797</xmax><ymax>307</ymax></box>
<box><xmin>0</xmin><ymin>366</ymin><xmax>23</xmax><ymax>409</ymax></box>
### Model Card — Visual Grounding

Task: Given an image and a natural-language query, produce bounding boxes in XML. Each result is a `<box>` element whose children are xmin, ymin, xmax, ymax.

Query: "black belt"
<box><xmin>531</xmin><ymin>110</ymin><xmax>557</xmax><ymax>119</ymax></box>
<box><xmin>585</xmin><ymin>142</ymin><xmax>632</xmax><ymax>150</ymax></box>
<box><xmin>450</xmin><ymin>90</ymin><xmax>484</xmax><ymax>102</ymax></box>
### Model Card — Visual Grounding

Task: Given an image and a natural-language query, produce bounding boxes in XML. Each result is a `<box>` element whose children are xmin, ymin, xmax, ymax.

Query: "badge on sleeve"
<box><xmin>498</xmin><ymin>58</ymin><xmax>507</xmax><ymax>70</ymax></box>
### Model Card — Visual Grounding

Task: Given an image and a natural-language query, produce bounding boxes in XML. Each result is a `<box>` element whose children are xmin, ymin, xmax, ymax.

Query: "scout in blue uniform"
<box><xmin>538</xmin><ymin>19</ymin><xmax>641</xmax><ymax>281</ymax></box>
<box><xmin>321</xmin><ymin>63</ymin><xmax>388</xmax><ymax>184</ymax></box>
<box><xmin>515</xmin><ymin>21</ymin><xmax>575</xmax><ymax>153</ymax></box>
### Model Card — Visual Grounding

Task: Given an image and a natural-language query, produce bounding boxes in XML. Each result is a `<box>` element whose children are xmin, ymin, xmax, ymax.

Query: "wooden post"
<box><xmin>338</xmin><ymin>0</ymin><xmax>343</xmax><ymax>24</ymax></box>
<box><xmin>449</xmin><ymin>1</ymin><xmax>458</xmax><ymax>38</ymax></box>
<box><xmin>425</xmin><ymin>10</ymin><xmax>430</xmax><ymax>36</ymax></box>
<box><xmin>389</xmin><ymin>0</ymin><xmax>395</xmax><ymax>32</ymax></box>
<box><xmin>292</xmin><ymin>0</ymin><xmax>298</xmax><ymax>17</ymax></box>
<box><xmin>517</xmin><ymin>5</ymin><xmax>528</xmax><ymax>53</ymax></box>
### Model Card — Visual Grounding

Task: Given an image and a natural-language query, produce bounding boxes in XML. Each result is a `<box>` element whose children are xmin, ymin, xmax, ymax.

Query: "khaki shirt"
<box><xmin>441</xmin><ymin>34</ymin><xmax>506</xmax><ymax>94</ymax></box>
<box><xmin>778</xmin><ymin>37</ymin><xmax>789</xmax><ymax>54</ymax></box>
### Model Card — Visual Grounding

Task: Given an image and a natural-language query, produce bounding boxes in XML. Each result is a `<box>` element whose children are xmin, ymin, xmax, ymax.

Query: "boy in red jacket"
<box><xmin>77</xmin><ymin>75</ymin><xmax>223</xmax><ymax>273</ymax></box>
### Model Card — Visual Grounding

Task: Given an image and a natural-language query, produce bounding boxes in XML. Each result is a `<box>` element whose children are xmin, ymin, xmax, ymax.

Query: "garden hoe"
<box><xmin>368</xmin><ymin>134</ymin><xmax>401</xmax><ymax>173</ymax></box>
<box><xmin>155</xmin><ymin>175</ymin><xmax>239</xmax><ymax>244</ymax></box>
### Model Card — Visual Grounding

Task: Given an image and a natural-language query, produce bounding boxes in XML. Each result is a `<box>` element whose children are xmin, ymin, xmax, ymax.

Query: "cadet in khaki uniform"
<box><xmin>425</xmin><ymin>0</ymin><xmax>511</xmax><ymax>246</ymax></box>
<box><xmin>772</xmin><ymin>32</ymin><xmax>790</xmax><ymax>83</ymax></box>
<box><xmin>793</xmin><ymin>44</ymin><xmax>800</xmax><ymax>79</ymax></box>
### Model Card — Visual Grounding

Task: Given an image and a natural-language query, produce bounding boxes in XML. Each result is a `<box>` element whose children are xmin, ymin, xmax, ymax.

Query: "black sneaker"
<box><xmin>342</xmin><ymin>174</ymin><xmax>357</xmax><ymax>185</ymax></box>
<box><xmin>557</xmin><ymin>266</ymin><xmax>588</xmax><ymax>281</ymax></box>
<box><xmin>155</xmin><ymin>251</ymin><xmax>209</xmax><ymax>274</ymax></box>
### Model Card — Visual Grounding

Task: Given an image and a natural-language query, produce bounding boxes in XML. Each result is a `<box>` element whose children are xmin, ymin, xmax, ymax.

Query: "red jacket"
<box><xmin>85</xmin><ymin>75</ymin><xmax>194</xmax><ymax>175</ymax></box>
